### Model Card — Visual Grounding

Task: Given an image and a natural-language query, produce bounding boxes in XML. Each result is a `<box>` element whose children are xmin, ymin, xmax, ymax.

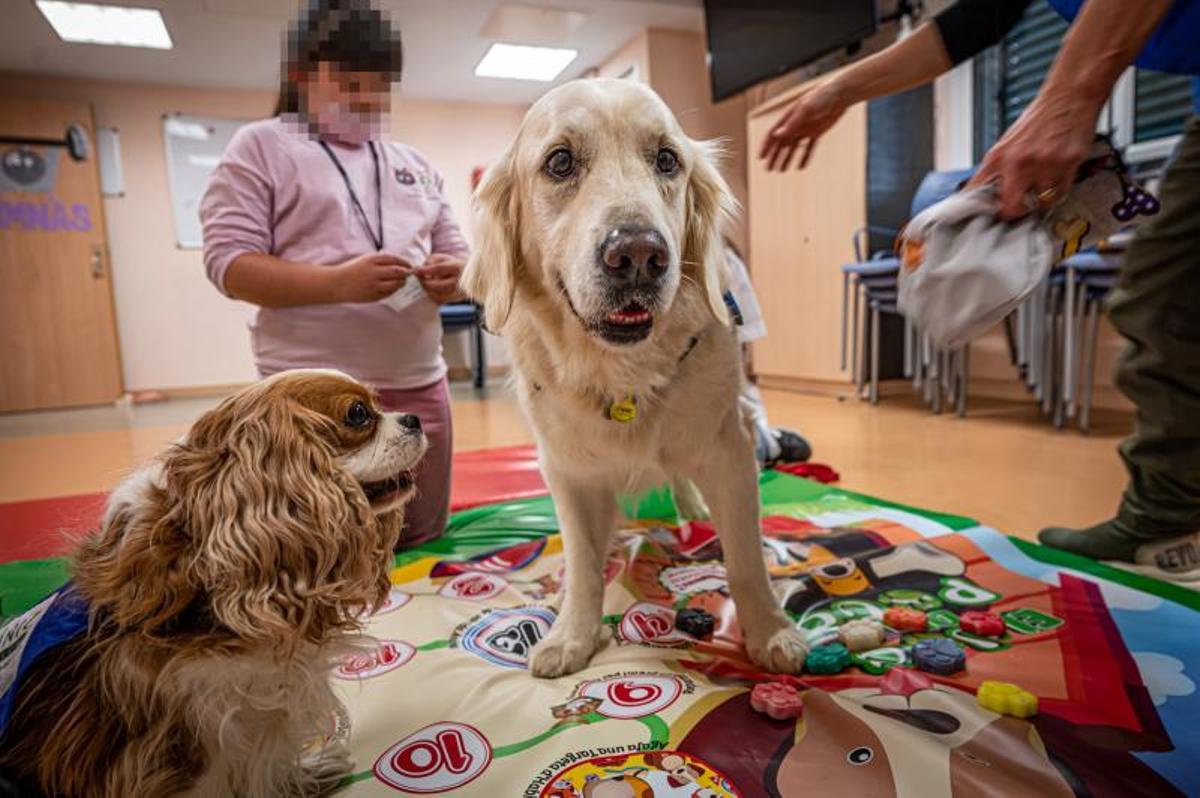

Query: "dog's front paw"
<box><xmin>745</xmin><ymin>624</ymin><xmax>809</xmax><ymax>674</ymax></box>
<box><xmin>528</xmin><ymin>625</ymin><xmax>608</xmax><ymax>678</ymax></box>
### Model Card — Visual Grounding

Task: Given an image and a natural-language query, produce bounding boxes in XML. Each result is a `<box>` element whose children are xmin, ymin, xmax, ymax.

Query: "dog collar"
<box><xmin>606</xmin><ymin>333</ymin><xmax>701</xmax><ymax>424</ymax></box>
<box><xmin>529</xmin><ymin>330</ymin><xmax>703</xmax><ymax>424</ymax></box>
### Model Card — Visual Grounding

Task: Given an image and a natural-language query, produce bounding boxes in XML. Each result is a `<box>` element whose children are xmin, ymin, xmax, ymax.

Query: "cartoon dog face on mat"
<box><xmin>676</xmin><ymin>676</ymin><xmax>1080</xmax><ymax>797</ymax></box>
<box><xmin>771</xmin><ymin>685</ymin><xmax>1074</xmax><ymax>797</ymax></box>
<box><xmin>777</xmin><ymin>686</ymin><xmax>1070</xmax><ymax>796</ymax></box>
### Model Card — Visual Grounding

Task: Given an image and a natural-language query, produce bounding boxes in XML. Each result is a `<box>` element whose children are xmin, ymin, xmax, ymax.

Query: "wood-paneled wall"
<box><xmin>746</xmin><ymin>88</ymin><xmax>865</xmax><ymax>387</ymax></box>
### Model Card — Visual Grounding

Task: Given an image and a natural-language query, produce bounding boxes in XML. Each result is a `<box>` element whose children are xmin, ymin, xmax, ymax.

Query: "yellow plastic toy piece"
<box><xmin>977</xmin><ymin>680</ymin><xmax>1038</xmax><ymax>718</ymax></box>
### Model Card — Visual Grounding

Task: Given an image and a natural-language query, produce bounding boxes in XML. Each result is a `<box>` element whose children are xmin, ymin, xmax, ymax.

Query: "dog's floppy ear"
<box><xmin>122</xmin><ymin>388</ymin><xmax>389</xmax><ymax>647</ymax></box>
<box><xmin>462</xmin><ymin>149</ymin><xmax>520</xmax><ymax>332</ymax></box>
<box><xmin>72</xmin><ymin>474</ymin><xmax>200</xmax><ymax>634</ymax></box>
<box><xmin>684</xmin><ymin>139</ymin><xmax>739</xmax><ymax>324</ymax></box>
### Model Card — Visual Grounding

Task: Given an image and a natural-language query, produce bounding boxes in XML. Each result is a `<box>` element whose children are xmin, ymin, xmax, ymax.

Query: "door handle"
<box><xmin>90</xmin><ymin>244</ymin><xmax>104</xmax><ymax>278</ymax></box>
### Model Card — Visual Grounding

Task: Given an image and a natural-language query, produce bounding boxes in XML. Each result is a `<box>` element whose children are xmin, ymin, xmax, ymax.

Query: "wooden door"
<box><xmin>0</xmin><ymin>97</ymin><xmax>122</xmax><ymax>412</ymax></box>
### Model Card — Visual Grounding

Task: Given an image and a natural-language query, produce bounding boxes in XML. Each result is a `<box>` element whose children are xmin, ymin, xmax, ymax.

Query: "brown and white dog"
<box><xmin>0</xmin><ymin>370</ymin><xmax>426</xmax><ymax>797</ymax></box>
<box><xmin>461</xmin><ymin>78</ymin><xmax>808</xmax><ymax>677</ymax></box>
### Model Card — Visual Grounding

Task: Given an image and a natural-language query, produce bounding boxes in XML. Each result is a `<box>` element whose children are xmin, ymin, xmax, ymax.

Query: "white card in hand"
<box><xmin>381</xmin><ymin>277</ymin><xmax>427</xmax><ymax>313</ymax></box>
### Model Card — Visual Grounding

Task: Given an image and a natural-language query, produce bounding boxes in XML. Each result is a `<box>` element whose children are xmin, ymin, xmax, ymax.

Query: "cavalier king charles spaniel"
<box><xmin>0</xmin><ymin>370</ymin><xmax>426</xmax><ymax>798</ymax></box>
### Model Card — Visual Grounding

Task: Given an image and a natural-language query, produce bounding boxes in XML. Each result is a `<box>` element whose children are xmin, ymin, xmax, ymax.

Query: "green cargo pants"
<box><xmin>1106</xmin><ymin>115</ymin><xmax>1200</xmax><ymax>539</ymax></box>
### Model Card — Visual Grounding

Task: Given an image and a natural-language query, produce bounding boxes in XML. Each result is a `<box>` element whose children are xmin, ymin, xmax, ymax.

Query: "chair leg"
<box><xmin>931</xmin><ymin>348</ymin><xmax>943</xmax><ymax>415</ymax></box>
<box><xmin>957</xmin><ymin>345</ymin><xmax>970</xmax><ymax>417</ymax></box>
<box><xmin>1066</xmin><ymin>282</ymin><xmax>1087</xmax><ymax>420</ymax></box>
<box><xmin>1041</xmin><ymin>286</ymin><xmax>1057</xmax><ymax>415</ymax></box>
<box><xmin>1016</xmin><ymin>303</ymin><xmax>1027</xmax><ymax>374</ymax></box>
<box><xmin>923</xmin><ymin>336</ymin><xmax>935</xmax><ymax>407</ymax></box>
<box><xmin>841</xmin><ymin>272</ymin><xmax>849</xmax><ymax>371</ymax></box>
<box><xmin>473</xmin><ymin>321</ymin><xmax>486</xmax><ymax>390</ymax></box>
<box><xmin>869</xmin><ymin>302</ymin><xmax>881</xmax><ymax>405</ymax></box>
<box><xmin>1003</xmin><ymin>313</ymin><xmax>1018</xmax><ymax>367</ymax></box>
<box><xmin>1031</xmin><ymin>284</ymin><xmax>1045</xmax><ymax>395</ymax></box>
<box><xmin>1080</xmin><ymin>298</ymin><xmax>1102</xmax><ymax>434</ymax></box>
<box><xmin>1062</xmin><ymin>266</ymin><xmax>1076</xmax><ymax>412</ymax></box>
<box><xmin>913</xmin><ymin>328</ymin><xmax>924</xmax><ymax>391</ymax></box>
<box><xmin>903</xmin><ymin>316</ymin><xmax>913</xmax><ymax>379</ymax></box>
<box><xmin>1051</xmin><ymin>289</ymin><xmax>1066</xmax><ymax>429</ymax></box>
<box><xmin>851</xmin><ymin>280</ymin><xmax>861</xmax><ymax>389</ymax></box>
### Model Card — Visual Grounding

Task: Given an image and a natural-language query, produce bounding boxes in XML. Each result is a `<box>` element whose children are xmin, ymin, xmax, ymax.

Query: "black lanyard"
<box><xmin>319</xmin><ymin>140</ymin><xmax>384</xmax><ymax>251</ymax></box>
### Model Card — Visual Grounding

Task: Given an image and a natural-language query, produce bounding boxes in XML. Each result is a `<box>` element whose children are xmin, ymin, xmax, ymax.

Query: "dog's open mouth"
<box><xmin>597</xmin><ymin>301</ymin><xmax>654</xmax><ymax>344</ymax></box>
<box><xmin>360</xmin><ymin>470</ymin><xmax>415</xmax><ymax>508</ymax></box>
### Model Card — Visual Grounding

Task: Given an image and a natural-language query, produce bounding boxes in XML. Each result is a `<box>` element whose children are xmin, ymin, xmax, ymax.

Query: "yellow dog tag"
<box><xmin>609</xmin><ymin>395</ymin><xmax>637</xmax><ymax>423</ymax></box>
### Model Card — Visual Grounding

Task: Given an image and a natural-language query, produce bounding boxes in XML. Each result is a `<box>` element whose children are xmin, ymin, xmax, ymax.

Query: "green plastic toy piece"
<box><xmin>805</xmin><ymin>642</ymin><xmax>851</xmax><ymax>674</ymax></box>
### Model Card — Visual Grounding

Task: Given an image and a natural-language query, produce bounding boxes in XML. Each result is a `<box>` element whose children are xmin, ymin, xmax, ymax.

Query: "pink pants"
<box><xmin>376</xmin><ymin>377</ymin><xmax>452</xmax><ymax>548</ymax></box>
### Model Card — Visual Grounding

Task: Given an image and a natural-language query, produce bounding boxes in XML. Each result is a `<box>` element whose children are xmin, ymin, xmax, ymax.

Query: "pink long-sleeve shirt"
<box><xmin>200</xmin><ymin>117</ymin><xmax>469</xmax><ymax>389</ymax></box>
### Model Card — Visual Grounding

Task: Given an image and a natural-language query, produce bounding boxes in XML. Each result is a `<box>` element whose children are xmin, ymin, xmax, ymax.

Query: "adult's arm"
<box><xmin>760</xmin><ymin>0</ymin><xmax>1033</xmax><ymax>171</ymax></box>
<box><xmin>970</xmin><ymin>0</ymin><xmax>1175</xmax><ymax>217</ymax></box>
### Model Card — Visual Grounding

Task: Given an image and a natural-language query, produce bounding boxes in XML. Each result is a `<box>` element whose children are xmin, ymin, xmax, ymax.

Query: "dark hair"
<box><xmin>274</xmin><ymin>0</ymin><xmax>403</xmax><ymax>116</ymax></box>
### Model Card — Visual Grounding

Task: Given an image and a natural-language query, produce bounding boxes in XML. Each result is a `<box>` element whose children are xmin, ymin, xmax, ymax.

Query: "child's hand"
<box><xmin>333</xmin><ymin>253</ymin><xmax>411</xmax><ymax>303</ymax></box>
<box><xmin>416</xmin><ymin>254</ymin><xmax>465</xmax><ymax>304</ymax></box>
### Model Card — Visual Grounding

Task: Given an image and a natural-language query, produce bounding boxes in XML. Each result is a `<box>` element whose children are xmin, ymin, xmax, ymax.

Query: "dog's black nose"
<box><xmin>399</xmin><ymin>413</ymin><xmax>421</xmax><ymax>430</ymax></box>
<box><xmin>599</xmin><ymin>228</ymin><xmax>669</xmax><ymax>282</ymax></box>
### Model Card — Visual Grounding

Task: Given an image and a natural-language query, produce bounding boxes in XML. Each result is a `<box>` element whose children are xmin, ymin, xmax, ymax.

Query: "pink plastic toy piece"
<box><xmin>751</xmin><ymin>682</ymin><xmax>804</xmax><ymax>720</ymax></box>
<box><xmin>879</xmin><ymin>667</ymin><xmax>934</xmax><ymax>697</ymax></box>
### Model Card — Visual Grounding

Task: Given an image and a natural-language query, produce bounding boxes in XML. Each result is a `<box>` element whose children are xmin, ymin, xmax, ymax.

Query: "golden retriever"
<box><xmin>462</xmin><ymin>78</ymin><xmax>808</xmax><ymax>677</ymax></box>
<box><xmin>0</xmin><ymin>370</ymin><xmax>426</xmax><ymax>797</ymax></box>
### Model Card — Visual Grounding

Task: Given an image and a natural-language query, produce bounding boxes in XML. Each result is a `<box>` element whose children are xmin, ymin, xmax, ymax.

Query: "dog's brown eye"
<box><xmin>545</xmin><ymin>148</ymin><xmax>575</xmax><ymax>179</ymax></box>
<box><xmin>655</xmin><ymin>148</ymin><xmax>679</xmax><ymax>175</ymax></box>
<box><xmin>344</xmin><ymin>401</ymin><xmax>373</xmax><ymax>428</ymax></box>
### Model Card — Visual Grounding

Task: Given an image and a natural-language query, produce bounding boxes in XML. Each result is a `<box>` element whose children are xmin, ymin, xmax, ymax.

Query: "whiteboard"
<box><xmin>163</xmin><ymin>113</ymin><xmax>249</xmax><ymax>249</ymax></box>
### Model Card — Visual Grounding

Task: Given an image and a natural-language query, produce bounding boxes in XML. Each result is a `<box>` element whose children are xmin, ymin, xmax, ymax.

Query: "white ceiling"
<box><xmin>0</xmin><ymin>0</ymin><xmax>705</xmax><ymax>105</ymax></box>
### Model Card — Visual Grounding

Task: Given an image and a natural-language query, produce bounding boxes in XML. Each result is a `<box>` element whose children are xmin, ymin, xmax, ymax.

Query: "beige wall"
<box><xmin>0</xmin><ymin>73</ymin><xmax>523</xmax><ymax>392</ymax></box>
<box><xmin>594</xmin><ymin>30</ymin><xmax>650</xmax><ymax>83</ymax></box>
<box><xmin>391</xmin><ymin>97</ymin><xmax>526</xmax><ymax>375</ymax></box>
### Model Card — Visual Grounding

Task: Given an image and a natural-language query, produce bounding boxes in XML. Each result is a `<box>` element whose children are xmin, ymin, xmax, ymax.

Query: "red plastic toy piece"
<box><xmin>883</xmin><ymin>606</ymin><xmax>928</xmax><ymax>632</ymax></box>
<box><xmin>959</xmin><ymin>610</ymin><xmax>1006</xmax><ymax>637</ymax></box>
<box><xmin>751</xmin><ymin>682</ymin><xmax>804</xmax><ymax>720</ymax></box>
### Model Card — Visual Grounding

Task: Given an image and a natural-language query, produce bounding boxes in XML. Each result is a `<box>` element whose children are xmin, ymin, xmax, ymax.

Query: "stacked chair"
<box><xmin>1016</xmin><ymin>247</ymin><xmax>1124</xmax><ymax>432</ymax></box>
<box><xmin>840</xmin><ymin>172</ymin><xmax>1135</xmax><ymax>431</ymax></box>
<box><xmin>841</xmin><ymin>168</ymin><xmax>974</xmax><ymax>408</ymax></box>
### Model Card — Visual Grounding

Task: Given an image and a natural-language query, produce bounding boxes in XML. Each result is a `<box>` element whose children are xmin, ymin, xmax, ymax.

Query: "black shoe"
<box><xmin>766</xmin><ymin>427</ymin><xmax>811</xmax><ymax>466</ymax></box>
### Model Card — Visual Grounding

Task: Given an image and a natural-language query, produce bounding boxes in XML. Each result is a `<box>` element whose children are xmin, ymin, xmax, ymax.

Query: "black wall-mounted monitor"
<box><xmin>704</xmin><ymin>0</ymin><xmax>879</xmax><ymax>102</ymax></box>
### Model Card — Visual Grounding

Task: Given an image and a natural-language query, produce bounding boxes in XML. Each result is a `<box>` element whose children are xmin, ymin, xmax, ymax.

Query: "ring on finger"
<box><xmin>1035</xmin><ymin>186</ymin><xmax>1060</xmax><ymax>204</ymax></box>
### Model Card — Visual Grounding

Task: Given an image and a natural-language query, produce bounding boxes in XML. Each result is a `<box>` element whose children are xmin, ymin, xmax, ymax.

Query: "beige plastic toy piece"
<box><xmin>837</xmin><ymin>618</ymin><xmax>887</xmax><ymax>652</ymax></box>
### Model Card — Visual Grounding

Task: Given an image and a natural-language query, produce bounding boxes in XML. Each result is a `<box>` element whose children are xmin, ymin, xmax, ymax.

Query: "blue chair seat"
<box><xmin>439</xmin><ymin>303</ymin><xmax>486</xmax><ymax>389</ymax></box>
<box><xmin>440</xmin><ymin>303</ymin><xmax>480</xmax><ymax>326</ymax></box>
<box><xmin>843</xmin><ymin>257</ymin><xmax>900</xmax><ymax>277</ymax></box>
<box><xmin>1061</xmin><ymin>251</ymin><xmax>1123</xmax><ymax>273</ymax></box>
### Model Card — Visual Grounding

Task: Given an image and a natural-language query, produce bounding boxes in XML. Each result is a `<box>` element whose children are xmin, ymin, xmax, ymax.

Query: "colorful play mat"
<box><xmin>1</xmin><ymin>447</ymin><xmax>1197</xmax><ymax>796</ymax></box>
